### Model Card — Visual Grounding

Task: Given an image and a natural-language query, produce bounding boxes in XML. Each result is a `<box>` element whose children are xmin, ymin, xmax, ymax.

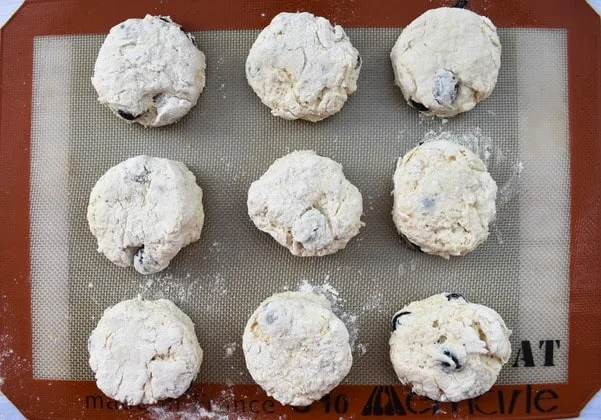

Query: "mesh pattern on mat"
<box><xmin>30</xmin><ymin>28</ymin><xmax>569</xmax><ymax>385</ymax></box>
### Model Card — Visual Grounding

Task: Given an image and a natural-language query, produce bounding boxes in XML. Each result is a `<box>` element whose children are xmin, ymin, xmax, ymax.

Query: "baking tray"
<box><xmin>1</xmin><ymin>0</ymin><xmax>600</xmax><ymax>419</ymax></box>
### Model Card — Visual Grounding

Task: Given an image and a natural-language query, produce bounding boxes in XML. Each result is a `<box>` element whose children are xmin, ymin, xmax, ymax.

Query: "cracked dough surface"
<box><xmin>389</xmin><ymin>293</ymin><xmax>511</xmax><ymax>402</ymax></box>
<box><xmin>247</xmin><ymin>150</ymin><xmax>363</xmax><ymax>256</ymax></box>
<box><xmin>88</xmin><ymin>297</ymin><xmax>203</xmax><ymax>405</ymax></box>
<box><xmin>92</xmin><ymin>15</ymin><xmax>206</xmax><ymax>127</ymax></box>
<box><xmin>246</xmin><ymin>12</ymin><xmax>361</xmax><ymax>122</ymax></box>
<box><xmin>390</xmin><ymin>7</ymin><xmax>501</xmax><ymax>117</ymax></box>
<box><xmin>243</xmin><ymin>291</ymin><xmax>352</xmax><ymax>406</ymax></box>
<box><xmin>392</xmin><ymin>140</ymin><xmax>497</xmax><ymax>258</ymax></box>
<box><xmin>87</xmin><ymin>155</ymin><xmax>204</xmax><ymax>275</ymax></box>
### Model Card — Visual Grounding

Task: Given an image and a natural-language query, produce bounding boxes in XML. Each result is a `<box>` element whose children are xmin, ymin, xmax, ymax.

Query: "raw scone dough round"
<box><xmin>246</xmin><ymin>12</ymin><xmax>361</xmax><ymax>122</ymax></box>
<box><xmin>92</xmin><ymin>15</ymin><xmax>206</xmax><ymax>127</ymax></box>
<box><xmin>390</xmin><ymin>7</ymin><xmax>501</xmax><ymax>117</ymax></box>
<box><xmin>392</xmin><ymin>140</ymin><xmax>497</xmax><ymax>258</ymax></box>
<box><xmin>87</xmin><ymin>155</ymin><xmax>204</xmax><ymax>275</ymax></box>
<box><xmin>88</xmin><ymin>297</ymin><xmax>203</xmax><ymax>405</ymax></box>
<box><xmin>243</xmin><ymin>291</ymin><xmax>352</xmax><ymax>406</ymax></box>
<box><xmin>389</xmin><ymin>293</ymin><xmax>511</xmax><ymax>402</ymax></box>
<box><xmin>247</xmin><ymin>150</ymin><xmax>363</xmax><ymax>256</ymax></box>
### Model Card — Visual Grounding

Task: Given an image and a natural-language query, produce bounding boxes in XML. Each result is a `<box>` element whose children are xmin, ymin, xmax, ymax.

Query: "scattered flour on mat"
<box><xmin>361</xmin><ymin>292</ymin><xmax>387</xmax><ymax>314</ymax></box>
<box><xmin>0</xmin><ymin>335</ymin><xmax>16</xmax><ymax>389</ymax></box>
<box><xmin>148</xmin><ymin>404</ymin><xmax>230</xmax><ymax>420</ymax></box>
<box><xmin>497</xmin><ymin>161</ymin><xmax>524</xmax><ymax>210</ymax></box>
<box><xmin>136</xmin><ymin>272</ymin><xmax>228</xmax><ymax>307</ymax></box>
<box><xmin>397</xmin><ymin>257</ymin><xmax>418</xmax><ymax>277</ymax></box>
<box><xmin>147</xmin><ymin>387</ymin><xmax>258</xmax><ymax>420</ymax></box>
<box><xmin>422</xmin><ymin>128</ymin><xmax>494</xmax><ymax>166</ymax></box>
<box><xmin>224</xmin><ymin>342</ymin><xmax>237</xmax><ymax>358</ymax></box>
<box><xmin>356</xmin><ymin>343</ymin><xmax>367</xmax><ymax>356</ymax></box>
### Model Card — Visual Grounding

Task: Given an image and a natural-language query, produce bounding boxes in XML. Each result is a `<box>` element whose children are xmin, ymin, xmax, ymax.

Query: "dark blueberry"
<box><xmin>446</xmin><ymin>293</ymin><xmax>466</xmax><ymax>302</ymax></box>
<box><xmin>433</xmin><ymin>70</ymin><xmax>458</xmax><ymax>106</ymax></box>
<box><xmin>134</xmin><ymin>246</ymin><xmax>145</xmax><ymax>266</ymax></box>
<box><xmin>422</xmin><ymin>197</ymin><xmax>435</xmax><ymax>209</ymax></box>
<box><xmin>133</xmin><ymin>165</ymin><xmax>149</xmax><ymax>184</ymax></box>
<box><xmin>453</xmin><ymin>0</ymin><xmax>468</xmax><ymax>8</ymax></box>
<box><xmin>410</xmin><ymin>99</ymin><xmax>429</xmax><ymax>112</ymax></box>
<box><xmin>117</xmin><ymin>109</ymin><xmax>143</xmax><ymax>121</ymax></box>
<box><xmin>442</xmin><ymin>350</ymin><xmax>462</xmax><ymax>369</ymax></box>
<box><xmin>399</xmin><ymin>233</ymin><xmax>423</xmax><ymax>253</ymax></box>
<box><xmin>392</xmin><ymin>311</ymin><xmax>411</xmax><ymax>331</ymax></box>
<box><xmin>265</xmin><ymin>311</ymin><xmax>277</xmax><ymax>324</ymax></box>
<box><xmin>153</xmin><ymin>93</ymin><xmax>165</xmax><ymax>105</ymax></box>
<box><xmin>355</xmin><ymin>54</ymin><xmax>362</xmax><ymax>70</ymax></box>
<box><xmin>247</xmin><ymin>64</ymin><xmax>261</xmax><ymax>77</ymax></box>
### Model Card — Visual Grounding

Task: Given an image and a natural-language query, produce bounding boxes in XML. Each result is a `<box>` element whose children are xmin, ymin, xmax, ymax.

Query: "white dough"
<box><xmin>390</xmin><ymin>7</ymin><xmax>501</xmax><ymax>117</ymax></box>
<box><xmin>87</xmin><ymin>155</ymin><xmax>204</xmax><ymax>274</ymax></box>
<box><xmin>247</xmin><ymin>150</ymin><xmax>363</xmax><ymax>256</ymax></box>
<box><xmin>246</xmin><ymin>12</ymin><xmax>361</xmax><ymax>122</ymax></box>
<box><xmin>392</xmin><ymin>140</ymin><xmax>497</xmax><ymax>258</ymax></box>
<box><xmin>389</xmin><ymin>293</ymin><xmax>511</xmax><ymax>402</ymax></box>
<box><xmin>243</xmin><ymin>291</ymin><xmax>352</xmax><ymax>406</ymax></box>
<box><xmin>92</xmin><ymin>15</ymin><xmax>206</xmax><ymax>127</ymax></box>
<box><xmin>88</xmin><ymin>297</ymin><xmax>203</xmax><ymax>405</ymax></box>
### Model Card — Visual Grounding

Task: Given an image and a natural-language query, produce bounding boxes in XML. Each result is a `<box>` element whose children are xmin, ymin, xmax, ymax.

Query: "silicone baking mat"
<box><xmin>1</xmin><ymin>1</ymin><xmax>600</xmax><ymax>419</ymax></box>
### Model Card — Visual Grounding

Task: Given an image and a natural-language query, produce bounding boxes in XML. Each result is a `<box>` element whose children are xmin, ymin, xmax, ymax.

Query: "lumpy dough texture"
<box><xmin>392</xmin><ymin>140</ymin><xmax>497</xmax><ymax>258</ymax></box>
<box><xmin>389</xmin><ymin>293</ymin><xmax>511</xmax><ymax>402</ymax></box>
<box><xmin>87</xmin><ymin>155</ymin><xmax>204</xmax><ymax>275</ymax></box>
<box><xmin>247</xmin><ymin>150</ymin><xmax>364</xmax><ymax>256</ymax></box>
<box><xmin>246</xmin><ymin>12</ymin><xmax>361</xmax><ymax>122</ymax></box>
<box><xmin>92</xmin><ymin>15</ymin><xmax>206</xmax><ymax>127</ymax></box>
<box><xmin>88</xmin><ymin>297</ymin><xmax>203</xmax><ymax>405</ymax></box>
<box><xmin>243</xmin><ymin>291</ymin><xmax>352</xmax><ymax>406</ymax></box>
<box><xmin>390</xmin><ymin>7</ymin><xmax>501</xmax><ymax>117</ymax></box>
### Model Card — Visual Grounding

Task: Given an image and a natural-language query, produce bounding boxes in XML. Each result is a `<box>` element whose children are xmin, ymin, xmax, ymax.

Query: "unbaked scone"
<box><xmin>243</xmin><ymin>291</ymin><xmax>352</xmax><ymax>406</ymax></box>
<box><xmin>87</xmin><ymin>155</ymin><xmax>204</xmax><ymax>274</ymax></box>
<box><xmin>88</xmin><ymin>297</ymin><xmax>203</xmax><ymax>405</ymax></box>
<box><xmin>92</xmin><ymin>15</ymin><xmax>206</xmax><ymax>127</ymax></box>
<box><xmin>390</xmin><ymin>7</ymin><xmax>501</xmax><ymax>117</ymax></box>
<box><xmin>389</xmin><ymin>293</ymin><xmax>511</xmax><ymax>402</ymax></box>
<box><xmin>392</xmin><ymin>140</ymin><xmax>497</xmax><ymax>258</ymax></box>
<box><xmin>247</xmin><ymin>150</ymin><xmax>363</xmax><ymax>256</ymax></box>
<box><xmin>246</xmin><ymin>12</ymin><xmax>361</xmax><ymax>122</ymax></box>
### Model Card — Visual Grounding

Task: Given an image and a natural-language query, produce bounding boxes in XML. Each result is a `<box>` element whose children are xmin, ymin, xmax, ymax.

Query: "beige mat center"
<box><xmin>29</xmin><ymin>28</ymin><xmax>569</xmax><ymax>385</ymax></box>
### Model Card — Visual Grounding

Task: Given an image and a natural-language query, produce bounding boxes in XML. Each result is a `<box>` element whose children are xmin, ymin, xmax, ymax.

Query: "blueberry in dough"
<box><xmin>392</xmin><ymin>311</ymin><xmax>411</xmax><ymax>331</ymax></box>
<box><xmin>88</xmin><ymin>297</ymin><xmax>203</xmax><ymax>405</ymax></box>
<box><xmin>247</xmin><ymin>150</ymin><xmax>364</xmax><ymax>257</ymax></box>
<box><xmin>398</xmin><ymin>232</ymin><xmax>423</xmax><ymax>253</ymax></box>
<box><xmin>355</xmin><ymin>54</ymin><xmax>362</xmax><ymax>70</ymax></box>
<box><xmin>389</xmin><ymin>293</ymin><xmax>511</xmax><ymax>402</ymax></box>
<box><xmin>243</xmin><ymin>291</ymin><xmax>352</xmax><ymax>406</ymax></box>
<box><xmin>440</xmin><ymin>350</ymin><xmax>462</xmax><ymax>370</ymax></box>
<box><xmin>87</xmin><ymin>155</ymin><xmax>204</xmax><ymax>275</ymax></box>
<box><xmin>246</xmin><ymin>12</ymin><xmax>361</xmax><ymax>122</ymax></box>
<box><xmin>410</xmin><ymin>99</ymin><xmax>429</xmax><ymax>112</ymax></box>
<box><xmin>391</xmin><ymin>7</ymin><xmax>501</xmax><ymax>117</ymax></box>
<box><xmin>392</xmin><ymin>140</ymin><xmax>497</xmax><ymax>258</ymax></box>
<box><xmin>92</xmin><ymin>15</ymin><xmax>206</xmax><ymax>127</ymax></box>
<box><xmin>446</xmin><ymin>293</ymin><xmax>466</xmax><ymax>301</ymax></box>
<box><xmin>432</xmin><ymin>70</ymin><xmax>458</xmax><ymax>106</ymax></box>
<box><xmin>117</xmin><ymin>109</ymin><xmax>144</xmax><ymax>121</ymax></box>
